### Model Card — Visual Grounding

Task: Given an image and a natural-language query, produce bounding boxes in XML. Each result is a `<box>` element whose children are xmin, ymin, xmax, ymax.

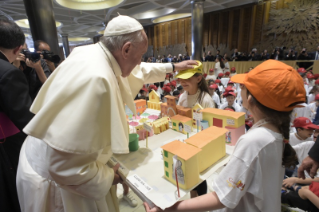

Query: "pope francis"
<box><xmin>16</xmin><ymin>15</ymin><xmax>196</xmax><ymax>212</ymax></box>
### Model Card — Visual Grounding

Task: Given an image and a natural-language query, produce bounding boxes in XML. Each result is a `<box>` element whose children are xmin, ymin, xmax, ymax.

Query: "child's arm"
<box><xmin>144</xmin><ymin>192</ymin><xmax>225</xmax><ymax>212</ymax></box>
<box><xmin>283</xmin><ymin>177</ymin><xmax>319</xmax><ymax>187</ymax></box>
<box><xmin>299</xmin><ymin>189</ymin><xmax>319</xmax><ymax>209</ymax></box>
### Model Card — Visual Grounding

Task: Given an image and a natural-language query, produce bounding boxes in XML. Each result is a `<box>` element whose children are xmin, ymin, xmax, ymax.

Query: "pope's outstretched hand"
<box><xmin>174</xmin><ymin>60</ymin><xmax>198</xmax><ymax>71</ymax></box>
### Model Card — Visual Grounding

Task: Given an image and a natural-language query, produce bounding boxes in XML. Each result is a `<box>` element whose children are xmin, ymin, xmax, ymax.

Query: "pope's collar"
<box><xmin>98</xmin><ymin>42</ymin><xmax>122</xmax><ymax>78</ymax></box>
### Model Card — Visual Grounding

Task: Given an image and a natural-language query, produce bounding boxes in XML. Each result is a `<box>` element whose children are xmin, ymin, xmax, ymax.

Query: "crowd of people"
<box><xmin>1</xmin><ymin>15</ymin><xmax>319</xmax><ymax>212</ymax></box>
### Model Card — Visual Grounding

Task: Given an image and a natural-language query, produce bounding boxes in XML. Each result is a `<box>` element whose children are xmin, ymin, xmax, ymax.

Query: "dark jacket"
<box><xmin>0</xmin><ymin>51</ymin><xmax>34</xmax><ymax>212</ymax></box>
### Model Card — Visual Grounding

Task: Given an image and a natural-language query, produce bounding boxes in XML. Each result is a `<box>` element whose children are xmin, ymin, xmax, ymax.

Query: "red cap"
<box><xmin>166</xmin><ymin>74</ymin><xmax>170</xmax><ymax>78</ymax></box>
<box><xmin>292</xmin><ymin>117</ymin><xmax>319</xmax><ymax>129</ymax></box>
<box><xmin>149</xmin><ymin>85</ymin><xmax>158</xmax><ymax>91</ymax></box>
<box><xmin>298</xmin><ymin>68</ymin><xmax>306</xmax><ymax>73</ymax></box>
<box><xmin>225</xmin><ymin>72</ymin><xmax>230</xmax><ymax>76</ymax></box>
<box><xmin>315</xmin><ymin>94</ymin><xmax>319</xmax><ymax>101</ymax></box>
<box><xmin>314</xmin><ymin>74</ymin><xmax>319</xmax><ymax>79</ymax></box>
<box><xmin>209</xmin><ymin>84</ymin><xmax>218</xmax><ymax>89</ymax></box>
<box><xmin>224</xmin><ymin>86</ymin><xmax>234</xmax><ymax>93</ymax></box>
<box><xmin>166</xmin><ymin>83</ymin><xmax>171</xmax><ymax>87</ymax></box>
<box><xmin>223</xmin><ymin>92</ymin><xmax>236</xmax><ymax>97</ymax></box>
<box><xmin>231</xmin><ymin>67</ymin><xmax>236</xmax><ymax>72</ymax></box>
<box><xmin>170</xmin><ymin>81</ymin><xmax>176</xmax><ymax>87</ymax></box>
<box><xmin>215</xmin><ymin>79</ymin><xmax>221</xmax><ymax>83</ymax></box>
<box><xmin>163</xmin><ymin>86</ymin><xmax>171</xmax><ymax>93</ymax></box>
<box><xmin>228</xmin><ymin>80</ymin><xmax>234</xmax><ymax>84</ymax></box>
<box><xmin>209</xmin><ymin>68</ymin><xmax>214</xmax><ymax>72</ymax></box>
<box><xmin>307</xmin><ymin>73</ymin><xmax>314</xmax><ymax>79</ymax></box>
<box><xmin>218</xmin><ymin>73</ymin><xmax>224</xmax><ymax>77</ymax></box>
<box><xmin>141</xmin><ymin>88</ymin><xmax>148</xmax><ymax>92</ymax></box>
<box><xmin>315</xmin><ymin>79</ymin><xmax>319</xmax><ymax>85</ymax></box>
<box><xmin>203</xmin><ymin>73</ymin><xmax>207</xmax><ymax>78</ymax></box>
<box><xmin>143</xmin><ymin>85</ymin><xmax>146</xmax><ymax>88</ymax></box>
<box><xmin>224</xmin><ymin>108</ymin><xmax>235</xmax><ymax>112</ymax></box>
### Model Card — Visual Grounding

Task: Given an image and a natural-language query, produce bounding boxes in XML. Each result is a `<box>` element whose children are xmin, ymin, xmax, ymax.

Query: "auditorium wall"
<box><xmin>144</xmin><ymin>0</ymin><xmax>319</xmax><ymax>57</ymax></box>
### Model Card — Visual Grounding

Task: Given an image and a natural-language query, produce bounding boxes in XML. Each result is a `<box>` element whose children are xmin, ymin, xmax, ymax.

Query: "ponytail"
<box><xmin>247</xmin><ymin>89</ymin><xmax>298</xmax><ymax>168</ymax></box>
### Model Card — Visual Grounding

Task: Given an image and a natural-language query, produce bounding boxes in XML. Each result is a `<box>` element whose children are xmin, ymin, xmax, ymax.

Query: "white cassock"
<box><xmin>16</xmin><ymin>43</ymin><xmax>172</xmax><ymax>212</ymax></box>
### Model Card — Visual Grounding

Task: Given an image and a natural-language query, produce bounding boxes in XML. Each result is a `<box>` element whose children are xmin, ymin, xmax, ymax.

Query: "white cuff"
<box><xmin>164</xmin><ymin>63</ymin><xmax>173</xmax><ymax>73</ymax></box>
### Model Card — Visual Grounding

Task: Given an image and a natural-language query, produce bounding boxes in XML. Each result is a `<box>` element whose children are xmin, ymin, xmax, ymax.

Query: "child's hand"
<box><xmin>282</xmin><ymin>177</ymin><xmax>297</xmax><ymax>188</ymax></box>
<box><xmin>143</xmin><ymin>202</ymin><xmax>163</xmax><ymax>212</ymax></box>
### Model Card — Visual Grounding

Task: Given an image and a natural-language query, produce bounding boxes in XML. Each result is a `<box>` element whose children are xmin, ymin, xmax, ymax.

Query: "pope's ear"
<box><xmin>121</xmin><ymin>42</ymin><xmax>132</xmax><ymax>59</ymax></box>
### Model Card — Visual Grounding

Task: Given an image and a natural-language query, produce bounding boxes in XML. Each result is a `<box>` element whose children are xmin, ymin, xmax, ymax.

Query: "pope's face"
<box><xmin>121</xmin><ymin>31</ymin><xmax>148</xmax><ymax>77</ymax></box>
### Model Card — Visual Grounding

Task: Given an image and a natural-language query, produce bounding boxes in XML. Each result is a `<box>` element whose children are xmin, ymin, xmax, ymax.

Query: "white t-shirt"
<box><xmin>293</xmin><ymin>141</ymin><xmax>317</xmax><ymax>178</ymax></box>
<box><xmin>219</xmin><ymin>102</ymin><xmax>242</xmax><ymax>112</ymax></box>
<box><xmin>289</xmin><ymin>132</ymin><xmax>313</xmax><ymax>146</ymax></box>
<box><xmin>224</xmin><ymin>62</ymin><xmax>230</xmax><ymax>73</ymax></box>
<box><xmin>218</xmin><ymin>85</ymin><xmax>225</xmax><ymax>93</ymax></box>
<box><xmin>308</xmin><ymin>93</ymin><xmax>315</xmax><ymax>104</ymax></box>
<box><xmin>215</xmin><ymin>62</ymin><xmax>223</xmax><ymax>77</ymax></box>
<box><xmin>212</xmin><ymin>92</ymin><xmax>220</xmax><ymax>108</ymax></box>
<box><xmin>212</xmin><ymin>127</ymin><xmax>284</xmax><ymax>212</ymax></box>
<box><xmin>178</xmin><ymin>89</ymin><xmax>215</xmax><ymax>108</ymax></box>
<box><xmin>206</xmin><ymin>74</ymin><xmax>217</xmax><ymax>81</ymax></box>
<box><xmin>304</xmin><ymin>102</ymin><xmax>317</xmax><ymax>121</ymax></box>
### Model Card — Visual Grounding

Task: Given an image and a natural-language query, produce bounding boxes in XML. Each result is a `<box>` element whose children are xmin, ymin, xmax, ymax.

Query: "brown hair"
<box><xmin>194</xmin><ymin>73</ymin><xmax>211</xmax><ymax>106</ymax></box>
<box><xmin>310</xmin><ymin>85</ymin><xmax>319</xmax><ymax>94</ymax></box>
<box><xmin>247</xmin><ymin>89</ymin><xmax>298</xmax><ymax>168</ymax></box>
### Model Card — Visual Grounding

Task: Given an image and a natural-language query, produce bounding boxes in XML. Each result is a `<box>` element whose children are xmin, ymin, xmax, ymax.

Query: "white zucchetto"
<box><xmin>104</xmin><ymin>15</ymin><xmax>143</xmax><ymax>36</ymax></box>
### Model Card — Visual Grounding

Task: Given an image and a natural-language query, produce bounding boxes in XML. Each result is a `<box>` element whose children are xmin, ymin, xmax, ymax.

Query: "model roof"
<box><xmin>200</xmin><ymin>108</ymin><xmax>245</xmax><ymax>119</ymax></box>
<box><xmin>134</xmin><ymin>99</ymin><xmax>146</xmax><ymax>104</ymax></box>
<box><xmin>162</xmin><ymin>140</ymin><xmax>201</xmax><ymax>161</ymax></box>
<box><xmin>185</xmin><ymin>126</ymin><xmax>228</xmax><ymax>148</ymax></box>
<box><xmin>164</xmin><ymin>95</ymin><xmax>177</xmax><ymax>100</ymax></box>
<box><xmin>171</xmin><ymin>114</ymin><xmax>192</xmax><ymax>123</ymax></box>
<box><xmin>152</xmin><ymin>117</ymin><xmax>170</xmax><ymax>128</ymax></box>
<box><xmin>149</xmin><ymin>89</ymin><xmax>160</xmax><ymax>98</ymax></box>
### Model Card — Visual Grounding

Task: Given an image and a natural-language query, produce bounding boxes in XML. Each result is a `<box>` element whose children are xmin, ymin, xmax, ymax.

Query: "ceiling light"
<box><xmin>68</xmin><ymin>37</ymin><xmax>91</xmax><ymax>42</ymax></box>
<box><xmin>152</xmin><ymin>13</ymin><xmax>191</xmax><ymax>24</ymax></box>
<box><xmin>55</xmin><ymin>0</ymin><xmax>124</xmax><ymax>10</ymax></box>
<box><xmin>15</xmin><ymin>19</ymin><xmax>62</xmax><ymax>28</ymax></box>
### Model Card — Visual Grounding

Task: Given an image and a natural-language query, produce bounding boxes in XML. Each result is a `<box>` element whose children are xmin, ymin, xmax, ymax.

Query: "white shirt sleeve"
<box><xmin>213</xmin><ymin>155</ymin><xmax>255</xmax><ymax>209</ymax></box>
<box><xmin>47</xmin><ymin>146</ymin><xmax>114</xmax><ymax>200</ymax></box>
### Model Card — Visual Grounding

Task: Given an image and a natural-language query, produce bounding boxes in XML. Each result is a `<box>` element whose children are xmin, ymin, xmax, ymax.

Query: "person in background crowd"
<box><xmin>215</xmin><ymin>50</ymin><xmax>221</xmax><ymax>59</ymax></box>
<box><xmin>161</xmin><ymin>55</ymin><xmax>168</xmax><ymax>63</ymax></box>
<box><xmin>298</xmin><ymin>48</ymin><xmax>312</xmax><ymax>70</ymax></box>
<box><xmin>177</xmin><ymin>85</ymin><xmax>184</xmax><ymax>94</ymax></box>
<box><xmin>214</xmin><ymin>57</ymin><xmax>224</xmax><ymax>78</ymax></box>
<box><xmin>231</xmin><ymin>48</ymin><xmax>239</xmax><ymax>61</ymax></box>
<box><xmin>156</xmin><ymin>55</ymin><xmax>161</xmax><ymax>63</ymax></box>
<box><xmin>260</xmin><ymin>49</ymin><xmax>269</xmax><ymax>60</ymax></box>
<box><xmin>311</xmin><ymin>45</ymin><xmax>319</xmax><ymax>61</ymax></box>
<box><xmin>206</xmin><ymin>68</ymin><xmax>216</xmax><ymax>81</ymax></box>
<box><xmin>173</xmin><ymin>90</ymin><xmax>180</xmax><ymax>103</ymax></box>
<box><xmin>205</xmin><ymin>51</ymin><xmax>215</xmax><ymax>62</ymax></box>
<box><xmin>308</xmin><ymin>86</ymin><xmax>319</xmax><ymax>104</ymax></box>
<box><xmin>13</xmin><ymin>43</ymin><xmax>51</xmax><ymax>101</ymax></box>
<box><xmin>286</xmin><ymin>48</ymin><xmax>297</xmax><ymax>60</ymax></box>
<box><xmin>34</xmin><ymin>40</ymin><xmax>57</xmax><ymax>72</ymax></box>
<box><xmin>224</xmin><ymin>57</ymin><xmax>230</xmax><ymax>73</ymax></box>
<box><xmin>0</xmin><ymin>18</ymin><xmax>34</xmax><ymax>212</ymax></box>
<box><xmin>270</xmin><ymin>49</ymin><xmax>282</xmax><ymax>60</ymax></box>
<box><xmin>289</xmin><ymin>117</ymin><xmax>317</xmax><ymax>146</ymax></box>
<box><xmin>305</xmin><ymin>94</ymin><xmax>319</xmax><ymax>121</ymax></box>
<box><xmin>230</xmin><ymin>67</ymin><xmax>237</xmax><ymax>77</ymax></box>
<box><xmin>219</xmin><ymin>88</ymin><xmax>241</xmax><ymax>111</ymax></box>
<box><xmin>209</xmin><ymin>84</ymin><xmax>220</xmax><ymax>108</ymax></box>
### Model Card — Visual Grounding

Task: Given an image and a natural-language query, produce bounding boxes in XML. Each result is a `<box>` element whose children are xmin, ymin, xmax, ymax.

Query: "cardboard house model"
<box><xmin>176</xmin><ymin>105</ymin><xmax>192</xmax><ymax>118</ymax></box>
<box><xmin>200</xmin><ymin>108</ymin><xmax>245</xmax><ymax>146</ymax></box>
<box><xmin>161</xmin><ymin>140</ymin><xmax>201</xmax><ymax>190</ymax></box>
<box><xmin>171</xmin><ymin>115</ymin><xmax>192</xmax><ymax>134</ymax></box>
<box><xmin>160</xmin><ymin>95</ymin><xmax>177</xmax><ymax>118</ymax></box>
<box><xmin>147</xmin><ymin>90</ymin><xmax>162</xmax><ymax>111</ymax></box>
<box><xmin>134</xmin><ymin>99</ymin><xmax>147</xmax><ymax>116</ymax></box>
<box><xmin>151</xmin><ymin>117</ymin><xmax>170</xmax><ymax>134</ymax></box>
<box><xmin>192</xmin><ymin>103</ymin><xmax>203</xmax><ymax>129</ymax></box>
<box><xmin>185</xmin><ymin>126</ymin><xmax>227</xmax><ymax>172</ymax></box>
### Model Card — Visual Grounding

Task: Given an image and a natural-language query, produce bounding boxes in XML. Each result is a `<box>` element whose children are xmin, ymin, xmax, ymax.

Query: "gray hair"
<box><xmin>100</xmin><ymin>30</ymin><xmax>145</xmax><ymax>52</ymax></box>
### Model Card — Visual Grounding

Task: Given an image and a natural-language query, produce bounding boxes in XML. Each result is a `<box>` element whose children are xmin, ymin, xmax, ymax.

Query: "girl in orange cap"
<box><xmin>144</xmin><ymin>60</ymin><xmax>305</xmax><ymax>212</ymax></box>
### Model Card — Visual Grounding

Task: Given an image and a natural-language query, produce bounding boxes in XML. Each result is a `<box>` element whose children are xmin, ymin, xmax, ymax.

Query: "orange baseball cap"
<box><xmin>230</xmin><ymin>60</ymin><xmax>306</xmax><ymax>112</ymax></box>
